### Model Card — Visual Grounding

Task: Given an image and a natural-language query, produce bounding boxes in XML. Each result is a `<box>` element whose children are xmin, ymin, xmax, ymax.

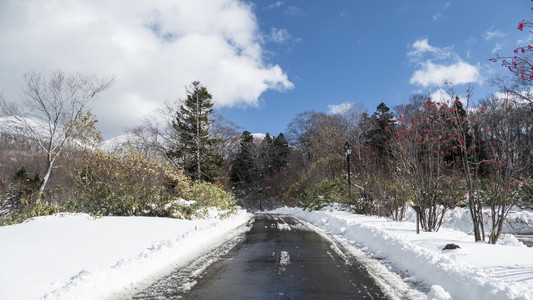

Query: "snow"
<box><xmin>1</xmin><ymin>204</ymin><xmax>532</xmax><ymax>299</ymax></box>
<box><xmin>98</xmin><ymin>133</ymin><xmax>136</xmax><ymax>152</ymax></box>
<box><xmin>427</xmin><ymin>285</ymin><xmax>453</xmax><ymax>300</ymax></box>
<box><xmin>0</xmin><ymin>210</ymin><xmax>252</xmax><ymax>300</ymax></box>
<box><xmin>251</xmin><ymin>133</ymin><xmax>266</xmax><ymax>141</ymax></box>
<box><xmin>278</xmin><ymin>251</ymin><xmax>290</xmax><ymax>274</ymax></box>
<box><xmin>271</xmin><ymin>205</ymin><xmax>533</xmax><ymax>300</ymax></box>
<box><xmin>438</xmin><ymin>206</ymin><xmax>533</xmax><ymax>235</ymax></box>
<box><xmin>0</xmin><ymin>116</ymin><xmax>48</xmax><ymax>138</ymax></box>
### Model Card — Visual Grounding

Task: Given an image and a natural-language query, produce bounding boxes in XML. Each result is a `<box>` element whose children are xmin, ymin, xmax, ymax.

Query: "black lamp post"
<box><xmin>344</xmin><ymin>142</ymin><xmax>352</xmax><ymax>201</ymax></box>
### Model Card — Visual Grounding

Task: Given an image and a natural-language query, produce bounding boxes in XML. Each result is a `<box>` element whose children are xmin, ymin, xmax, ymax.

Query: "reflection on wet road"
<box><xmin>134</xmin><ymin>214</ymin><xmax>390</xmax><ymax>299</ymax></box>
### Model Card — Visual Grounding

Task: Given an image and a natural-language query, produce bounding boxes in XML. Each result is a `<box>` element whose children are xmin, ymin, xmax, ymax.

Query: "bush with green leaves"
<box><xmin>303</xmin><ymin>177</ymin><xmax>346</xmax><ymax>210</ymax></box>
<box><xmin>187</xmin><ymin>181</ymin><xmax>238</xmax><ymax>218</ymax></box>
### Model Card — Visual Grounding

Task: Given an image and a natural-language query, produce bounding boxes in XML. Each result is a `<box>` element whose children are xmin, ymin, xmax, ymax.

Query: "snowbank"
<box><xmin>2</xmin><ymin>205</ymin><xmax>531</xmax><ymax>300</ymax></box>
<box><xmin>272</xmin><ymin>206</ymin><xmax>533</xmax><ymax>300</ymax></box>
<box><xmin>439</xmin><ymin>207</ymin><xmax>533</xmax><ymax>235</ymax></box>
<box><xmin>0</xmin><ymin>210</ymin><xmax>252</xmax><ymax>300</ymax></box>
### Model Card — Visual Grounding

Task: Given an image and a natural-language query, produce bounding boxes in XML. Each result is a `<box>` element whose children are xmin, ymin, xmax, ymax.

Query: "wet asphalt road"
<box><xmin>134</xmin><ymin>214</ymin><xmax>389</xmax><ymax>299</ymax></box>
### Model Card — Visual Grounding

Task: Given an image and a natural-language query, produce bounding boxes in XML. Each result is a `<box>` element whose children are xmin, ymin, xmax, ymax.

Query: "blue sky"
<box><xmin>0</xmin><ymin>0</ymin><xmax>531</xmax><ymax>139</ymax></box>
<box><xmin>220</xmin><ymin>0</ymin><xmax>533</xmax><ymax>136</ymax></box>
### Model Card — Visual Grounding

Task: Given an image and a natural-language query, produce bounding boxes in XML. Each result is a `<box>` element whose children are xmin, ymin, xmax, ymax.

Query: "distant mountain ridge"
<box><xmin>0</xmin><ymin>117</ymin><xmax>274</xmax><ymax>156</ymax></box>
<box><xmin>0</xmin><ymin>116</ymin><xmax>48</xmax><ymax>138</ymax></box>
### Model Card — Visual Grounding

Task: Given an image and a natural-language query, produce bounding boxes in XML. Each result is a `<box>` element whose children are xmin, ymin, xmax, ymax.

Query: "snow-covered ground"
<box><xmin>0</xmin><ymin>210</ymin><xmax>252</xmax><ymax>300</ymax></box>
<box><xmin>1</xmin><ymin>206</ymin><xmax>532</xmax><ymax>299</ymax></box>
<box><xmin>440</xmin><ymin>206</ymin><xmax>533</xmax><ymax>235</ymax></box>
<box><xmin>272</xmin><ymin>206</ymin><xmax>533</xmax><ymax>300</ymax></box>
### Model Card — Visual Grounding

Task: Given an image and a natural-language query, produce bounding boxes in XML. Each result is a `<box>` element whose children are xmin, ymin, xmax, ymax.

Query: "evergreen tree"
<box><xmin>263</xmin><ymin>133</ymin><xmax>273</xmax><ymax>144</ymax></box>
<box><xmin>272</xmin><ymin>133</ymin><xmax>289</xmax><ymax>172</ymax></box>
<box><xmin>230</xmin><ymin>131</ymin><xmax>256</xmax><ymax>185</ymax></box>
<box><xmin>258</xmin><ymin>133</ymin><xmax>274</xmax><ymax>176</ymax></box>
<box><xmin>363</xmin><ymin>103</ymin><xmax>396</xmax><ymax>158</ymax></box>
<box><xmin>167</xmin><ymin>81</ymin><xmax>222</xmax><ymax>182</ymax></box>
<box><xmin>442</xmin><ymin>97</ymin><xmax>469</xmax><ymax>166</ymax></box>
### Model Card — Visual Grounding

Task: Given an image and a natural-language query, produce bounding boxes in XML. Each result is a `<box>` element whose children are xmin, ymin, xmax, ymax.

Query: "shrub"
<box><xmin>71</xmin><ymin>147</ymin><xmax>189</xmax><ymax>217</ymax></box>
<box><xmin>303</xmin><ymin>177</ymin><xmax>346</xmax><ymax>210</ymax></box>
<box><xmin>187</xmin><ymin>181</ymin><xmax>238</xmax><ymax>218</ymax></box>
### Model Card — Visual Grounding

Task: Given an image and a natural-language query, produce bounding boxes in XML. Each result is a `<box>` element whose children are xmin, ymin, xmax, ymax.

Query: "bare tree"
<box><xmin>479</xmin><ymin>91</ymin><xmax>532</xmax><ymax>243</ymax></box>
<box><xmin>0</xmin><ymin>68</ymin><xmax>114</xmax><ymax>200</ymax></box>
<box><xmin>126</xmin><ymin>117</ymin><xmax>171</xmax><ymax>159</ymax></box>
<box><xmin>489</xmin><ymin>17</ymin><xmax>533</xmax><ymax>103</ymax></box>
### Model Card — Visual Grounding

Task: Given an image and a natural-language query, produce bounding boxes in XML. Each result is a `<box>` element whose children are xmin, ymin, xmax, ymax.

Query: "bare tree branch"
<box><xmin>0</xmin><ymin>68</ymin><xmax>114</xmax><ymax>200</ymax></box>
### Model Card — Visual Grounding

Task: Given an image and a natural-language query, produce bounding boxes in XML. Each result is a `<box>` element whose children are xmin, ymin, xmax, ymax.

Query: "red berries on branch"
<box><xmin>490</xmin><ymin>18</ymin><xmax>533</xmax><ymax>80</ymax></box>
<box><xmin>518</xmin><ymin>20</ymin><xmax>525</xmax><ymax>31</ymax></box>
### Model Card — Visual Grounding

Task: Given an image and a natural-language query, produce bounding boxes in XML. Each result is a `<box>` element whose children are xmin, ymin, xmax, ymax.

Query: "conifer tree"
<box><xmin>272</xmin><ymin>133</ymin><xmax>289</xmax><ymax>172</ymax></box>
<box><xmin>230</xmin><ymin>131</ymin><xmax>256</xmax><ymax>185</ymax></box>
<box><xmin>258</xmin><ymin>133</ymin><xmax>274</xmax><ymax>176</ymax></box>
<box><xmin>362</xmin><ymin>103</ymin><xmax>396</xmax><ymax>159</ymax></box>
<box><xmin>167</xmin><ymin>81</ymin><xmax>222</xmax><ymax>182</ymax></box>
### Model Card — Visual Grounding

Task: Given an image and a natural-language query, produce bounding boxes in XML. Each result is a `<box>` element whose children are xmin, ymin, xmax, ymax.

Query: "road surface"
<box><xmin>134</xmin><ymin>214</ymin><xmax>393</xmax><ymax>299</ymax></box>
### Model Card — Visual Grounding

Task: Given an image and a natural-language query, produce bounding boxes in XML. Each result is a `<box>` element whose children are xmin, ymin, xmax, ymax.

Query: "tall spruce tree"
<box><xmin>259</xmin><ymin>133</ymin><xmax>274</xmax><ymax>176</ymax></box>
<box><xmin>167</xmin><ymin>81</ymin><xmax>222</xmax><ymax>182</ymax></box>
<box><xmin>272</xmin><ymin>133</ymin><xmax>289</xmax><ymax>172</ymax></box>
<box><xmin>230</xmin><ymin>131</ymin><xmax>256</xmax><ymax>185</ymax></box>
<box><xmin>363</xmin><ymin>102</ymin><xmax>396</xmax><ymax>158</ymax></box>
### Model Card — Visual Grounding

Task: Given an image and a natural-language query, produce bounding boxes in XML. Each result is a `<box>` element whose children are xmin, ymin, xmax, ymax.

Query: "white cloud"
<box><xmin>432</xmin><ymin>13</ymin><xmax>443</xmax><ymax>21</ymax></box>
<box><xmin>285</xmin><ymin>6</ymin><xmax>304</xmax><ymax>16</ymax></box>
<box><xmin>408</xmin><ymin>39</ymin><xmax>481</xmax><ymax>88</ymax></box>
<box><xmin>269</xmin><ymin>28</ymin><xmax>291</xmax><ymax>43</ymax></box>
<box><xmin>492</xmin><ymin>43</ymin><xmax>503</xmax><ymax>54</ymax></box>
<box><xmin>429</xmin><ymin>89</ymin><xmax>453</xmax><ymax>102</ymax></box>
<box><xmin>409</xmin><ymin>39</ymin><xmax>439</xmax><ymax>55</ymax></box>
<box><xmin>268</xmin><ymin>1</ymin><xmax>284</xmax><ymax>9</ymax></box>
<box><xmin>410</xmin><ymin>60</ymin><xmax>481</xmax><ymax>87</ymax></box>
<box><xmin>429</xmin><ymin>88</ymin><xmax>473</xmax><ymax>108</ymax></box>
<box><xmin>0</xmin><ymin>0</ymin><xmax>293</xmax><ymax>138</ymax></box>
<box><xmin>466</xmin><ymin>36</ymin><xmax>478</xmax><ymax>45</ymax></box>
<box><xmin>408</xmin><ymin>39</ymin><xmax>452</xmax><ymax>61</ymax></box>
<box><xmin>328</xmin><ymin>102</ymin><xmax>353</xmax><ymax>115</ymax></box>
<box><xmin>484</xmin><ymin>26</ymin><xmax>505</xmax><ymax>40</ymax></box>
<box><xmin>517</xmin><ymin>34</ymin><xmax>533</xmax><ymax>47</ymax></box>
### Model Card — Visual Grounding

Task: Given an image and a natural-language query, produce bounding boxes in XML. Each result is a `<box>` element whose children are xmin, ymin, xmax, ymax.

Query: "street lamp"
<box><xmin>344</xmin><ymin>142</ymin><xmax>352</xmax><ymax>201</ymax></box>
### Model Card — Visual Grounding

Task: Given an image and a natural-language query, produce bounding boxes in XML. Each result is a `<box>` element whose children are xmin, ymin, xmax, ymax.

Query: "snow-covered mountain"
<box><xmin>0</xmin><ymin>116</ymin><xmax>48</xmax><ymax>139</ymax></box>
<box><xmin>252</xmin><ymin>133</ymin><xmax>266</xmax><ymax>141</ymax></box>
<box><xmin>99</xmin><ymin>133</ymin><xmax>136</xmax><ymax>152</ymax></box>
<box><xmin>0</xmin><ymin>117</ymin><xmax>137</xmax><ymax>153</ymax></box>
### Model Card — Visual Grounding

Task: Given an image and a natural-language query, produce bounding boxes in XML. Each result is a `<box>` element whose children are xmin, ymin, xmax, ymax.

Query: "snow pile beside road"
<box><xmin>272</xmin><ymin>206</ymin><xmax>533</xmax><ymax>300</ymax></box>
<box><xmin>438</xmin><ymin>207</ymin><xmax>533</xmax><ymax>235</ymax></box>
<box><xmin>0</xmin><ymin>210</ymin><xmax>252</xmax><ymax>300</ymax></box>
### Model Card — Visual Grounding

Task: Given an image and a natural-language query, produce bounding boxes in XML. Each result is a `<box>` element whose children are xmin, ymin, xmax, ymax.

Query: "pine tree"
<box><xmin>230</xmin><ymin>131</ymin><xmax>256</xmax><ymax>185</ymax></box>
<box><xmin>272</xmin><ymin>133</ymin><xmax>289</xmax><ymax>172</ymax></box>
<box><xmin>167</xmin><ymin>81</ymin><xmax>222</xmax><ymax>182</ymax></box>
<box><xmin>258</xmin><ymin>133</ymin><xmax>274</xmax><ymax>176</ymax></box>
<box><xmin>363</xmin><ymin>102</ymin><xmax>396</xmax><ymax>158</ymax></box>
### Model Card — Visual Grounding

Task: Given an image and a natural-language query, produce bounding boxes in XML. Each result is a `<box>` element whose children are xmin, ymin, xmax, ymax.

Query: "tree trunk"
<box><xmin>38</xmin><ymin>156</ymin><xmax>56</xmax><ymax>203</ymax></box>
